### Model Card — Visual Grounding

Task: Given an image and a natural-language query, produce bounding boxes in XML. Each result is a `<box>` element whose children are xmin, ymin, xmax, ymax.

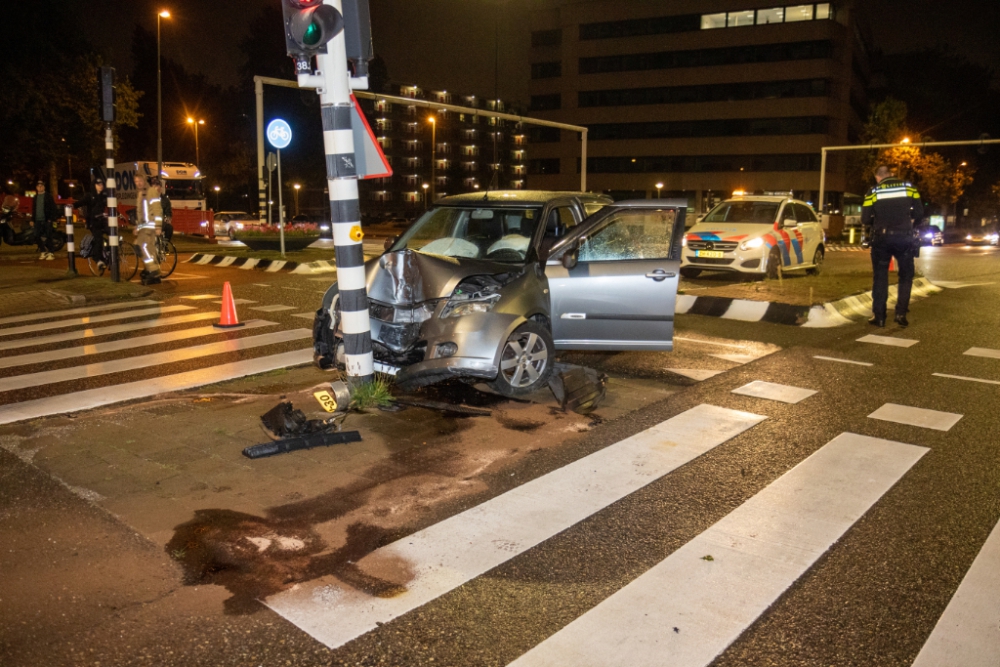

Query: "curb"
<box><xmin>677</xmin><ymin>278</ymin><xmax>942</xmax><ymax>328</ymax></box>
<box><xmin>186</xmin><ymin>253</ymin><xmax>337</xmax><ymax>275</ymax></box>
<box><xmin>825</xmin><ymin>245</ymin><xmax>866</xmax><ymax>252</ymax></box>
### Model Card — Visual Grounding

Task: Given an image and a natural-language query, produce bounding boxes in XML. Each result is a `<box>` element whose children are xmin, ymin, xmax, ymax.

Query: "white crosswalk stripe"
<box><xmin>0</xmin><ymin>298</ymin><xmax>315</xmax><ymax>425</ymax></box>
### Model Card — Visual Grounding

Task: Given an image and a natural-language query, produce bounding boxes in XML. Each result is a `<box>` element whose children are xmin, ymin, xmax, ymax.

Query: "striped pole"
<box><xmin>64</xmin><ymin>204</ymin><xmax>78</xmax><ymax>276</ymax></box>
<box><xmin>105</xmin><ymin>124</ymin><xmax>120</xmax><ymax>282</ymax></box>
<box><xmin>316</xmin><ymin>0</ymin><xmax>373</xmax><ymax>388</ymax></box>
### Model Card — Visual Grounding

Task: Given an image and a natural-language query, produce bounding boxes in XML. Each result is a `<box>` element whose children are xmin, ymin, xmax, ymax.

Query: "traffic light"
<box><xmin>98</xmin><ymin>67</ymin><xmax>116</xmax><ymax>123</ymax></box>
<box><xmin>281</xmin><ymin>0</ymin><xmax>344</xmax><ymax>61</ymax></box>
<box><xmin>342</xmin><ymin>0</ymin><xmax>373</xmax><ymax>78</ymax></box>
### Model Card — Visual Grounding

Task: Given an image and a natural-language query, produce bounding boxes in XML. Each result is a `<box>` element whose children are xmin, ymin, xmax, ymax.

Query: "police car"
<box><xmin>680</xmin><ymin>195</ymin><xmax>825</xmax><ymax>279</ymax></box>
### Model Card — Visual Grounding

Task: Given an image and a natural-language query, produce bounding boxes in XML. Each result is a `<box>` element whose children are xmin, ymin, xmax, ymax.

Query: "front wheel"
<box><xmin>159</xmin><ymin>240</ymin><xmax>177</xmax><ymax>277</ymax></box>
<box><xmin>489</xmin><ymin>321</ymin><xmax>554</xmax><ymax>398</ymax></box>
<box><xmin>806</xmin><ymin>247</ymin><xmax>824</xmax><ymax>275</ymax></box>
<box><xmin>766</xmin><ymin>247</ymin><xmax>783</xmax><ymax>279</ymax></box>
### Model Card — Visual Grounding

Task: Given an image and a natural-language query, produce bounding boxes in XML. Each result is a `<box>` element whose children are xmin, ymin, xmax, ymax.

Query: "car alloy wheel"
<box><xmin>766</xmin><ymin>246</ymin><xmax>783</xmax><ymax>279</ymax></box>
<box><xmin>806</xmin><ymin>247</ymin><xmax>824</xmax><ymax>275</ymax></box>
<box><xmin>490</xmin><ymin>322</ymin><xmax>553</xmax><ymax>397</ymax></box>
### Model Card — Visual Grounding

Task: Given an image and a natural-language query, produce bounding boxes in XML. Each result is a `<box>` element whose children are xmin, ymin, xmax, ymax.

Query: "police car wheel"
<box><xmin>806</xmin><ymin>247</ymin><xmax>824</xmax><ymax>275</ymax></box>
<box><xmin>766</xmin><ymin>247</ymin><xmax>782</xmax><ymax>280</ymax></box>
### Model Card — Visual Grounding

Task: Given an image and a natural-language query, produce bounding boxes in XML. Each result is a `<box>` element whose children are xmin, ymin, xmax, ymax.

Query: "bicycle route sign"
<box><xmin>266</xmin><ymin>119</ymin><xmax>292</xmax><ymax>150</ymax></box>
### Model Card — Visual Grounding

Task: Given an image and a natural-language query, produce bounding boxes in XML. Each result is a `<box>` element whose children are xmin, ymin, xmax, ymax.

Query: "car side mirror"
<box><xmin>782</xmin><ymin>216</ymin><xmax>797</xmax><ymax>228</ymax></box>
<box><xmin>383</xmin><ymin>235</ymin><xmax>398</xmax><ymax>252</ymax></box>
<box><xmin>561</xmin><ymin>242</ymin><xmax>579</xmax><ymax>270</ymax></box>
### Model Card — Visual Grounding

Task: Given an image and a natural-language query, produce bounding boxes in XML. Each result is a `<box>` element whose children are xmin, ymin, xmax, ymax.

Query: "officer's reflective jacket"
<box><xmin>861</xmin><ymin>177</ymin><xmax>924</xmax><ymax>234</ymax></box>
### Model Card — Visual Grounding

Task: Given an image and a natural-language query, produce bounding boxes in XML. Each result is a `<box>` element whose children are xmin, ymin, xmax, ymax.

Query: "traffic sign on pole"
<box><xmin>267</xmin><ymin>119</ymin><xmax>293</xmax><ymax>150</ymax></box>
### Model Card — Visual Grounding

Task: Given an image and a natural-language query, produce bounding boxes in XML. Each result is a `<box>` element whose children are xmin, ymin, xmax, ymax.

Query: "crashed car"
<box><xmin>314</xmin><ymin>191</ymin><xmax>686</xmax><ymax>396</ymax></box>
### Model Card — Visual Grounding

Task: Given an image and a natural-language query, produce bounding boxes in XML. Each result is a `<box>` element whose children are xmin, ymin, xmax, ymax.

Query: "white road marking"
<box><xmin>265</xmin><ymin>404</ymin><xmax>767</xmax><ymax>650</ymax></box>
<box><xmin>667</xmin><ymin>368</ymin><xmax>726</xmax><ymax>381</ymax></box>
<box><xmin>211</xmin><ymin>299</ymin><xmax>256</xmax><ymax>305</ymax></box>
<box><xmin>933</xmin><ymin>281</ymin><xmax>997</xmax><ymax>289</ymax></box>
<box><xmin>253</xmin><ymin>283</ymin><xmax>272</xmax><ymax>287</ymax></box>
<box><xmin>813</xmin><ymin>355</ymin><xmax>873</xmax><ymax>367</ymax></box>
<box><xmin>309</xmin><ymin>277</ymin><xmax>335</xmax><ymax>283</ymax></box>
<box><xmin>0</xmin><ymin>305</ymin><xmax>196</xmax><ymax>338</ymax></box>
<box><xmin>868</xmin><ymin>403</ymin><xmax>963</xmax><ymax>432</ymax></box>
<box><xmin>0</xmin><ymin>312</ymin><xmax>218</xmax><ymax>352</ymax></box>
<box><xmin>291</xmin><ymin>313</ymin><xmax>315</xmax><ymax>320</ymax></box>
<box><xmin>509</xmin><ymin>433</ymin><xmax>928</xmax><ymax>667</ymax></box>
<box><xmin>732</xmin><ymin>380</ymin><xmax>817</xmax><ymax>404</ymax></box>
<box><xmin>911</xmin><ymin>519</ymin><xmax>1000</xmax><ymax>666</ymax></box>
<box><xmin>0</xmin><ymin>349</ymin><xmax>313</xmax><ymax>426</ymax></box>
<box><xmin>0</xmin><ymin>320</ymin><xmax>278</xmax><ymax>370</ymax></box>
<box><xmin>181</xmin><ymin>294</ymin><xmax>220</xmax><ymax>300</ymax></box>
<box><xmin>0</xmin><ymin>329</ymin><xmax>311</xmax><ymax>392</ymax></box>
<box><xmin>965</xmin><ymin>347</ymin><xmax>1000</xmax><ymax>360</ymax></box>
<box><xmin>674</xmin><ymin>336</ymin><xmax>751</xmax><ymax>350</ymax></box>
<box><xmin>932</xmin><ymin>373</ymin><xmax>1000</xmax><ymax>386</ymax></box>
<box><xmin>0</xmin><ymin>300</ymin><xmax>158</xmax><ymax>327</ymax></box>
<box><xmin>858</xmin><ymin>335</ymin><xmax>919</xmax><ymax>348</ymax></box>
<box><xmin>250</xmin><ymin>305</ymin><xmax>297</xmax><ymax>312</ymax></box>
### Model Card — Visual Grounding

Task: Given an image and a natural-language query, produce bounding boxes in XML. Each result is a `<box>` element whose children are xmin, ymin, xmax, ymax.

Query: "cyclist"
<box><xmin>74</xmin><ymin>177</ymin><xmax>109</xmax><ymax>274</ymax></box>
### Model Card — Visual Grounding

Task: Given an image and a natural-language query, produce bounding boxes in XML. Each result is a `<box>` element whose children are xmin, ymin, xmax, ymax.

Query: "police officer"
<box><xmin>862</xmin><ymin>165</ymin><xmax>924</xmax><ymax>328</ymax></box>
<box><xmin>74</xmin><ymin>177</ymin><xmax>109</xmax><ymax>273</ymax></box>
<box><xmin>133</xmin><ymin>172</ymin><xmax>162</xmax><ymax>285</ymax></box>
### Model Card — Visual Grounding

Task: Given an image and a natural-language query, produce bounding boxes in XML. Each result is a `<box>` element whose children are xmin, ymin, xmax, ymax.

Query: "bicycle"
<box><xmin>83</xmin><ymin>231</ymin><xmax>138</xmax><ymax>278</ymax></box>
<box><xmin>123</xmin><ymin>232</ymin><xmax>176</xmax><ymax>280</ymax></box>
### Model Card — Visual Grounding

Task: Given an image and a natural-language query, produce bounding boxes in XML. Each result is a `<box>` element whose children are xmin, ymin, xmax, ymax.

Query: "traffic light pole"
<box><xmin>105</xmin><ymin>124</ymin><xmax>120</xmax><ymax>282</ymax></box>
<box><xmin>311</xmin><ymin>0</ymin><xmax>374</xmax><ymax>389</ymax></box>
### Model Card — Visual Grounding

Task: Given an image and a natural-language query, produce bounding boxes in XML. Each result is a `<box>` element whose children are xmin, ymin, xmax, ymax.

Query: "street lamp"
<box><xmin>428</xmin><ymin>116</ymin><xmax>436</xmax><ymax>205</ymax></box>
<box><xmin>422</xmin><ymin>183</ymin><xmax>429</xmax><ymax>210</ymax></box>
<box><xmin>213</xmin><ymin>185</ymin><xmax>220</xmax><ymax>211</ymax></box>
<box><xmin>186</xmin><ymin>118</ymin><xmax>204</xmax><ymax>166</ymax></box>
<box><xmin>655</xmin><ymin>182</ymin><xmax>663</xmax><ymax>199</ymax></box>
<box><xmin>157</xmin><ymin>9</ymin><xmax>171</xmax><ymax>181</ymax></box>
<box><xmin>293</xmin><ymin>183</ymin><xmax>301</xmax><ymax>216</ymax></box>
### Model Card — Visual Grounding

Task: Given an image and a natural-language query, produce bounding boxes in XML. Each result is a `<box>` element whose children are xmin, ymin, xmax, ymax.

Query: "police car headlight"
<box><xmin>681</xmin><ymin>236</ymin><xmax>688</xmax><ymax>248</ymax></box>
<box><xmin>739</xmin><ymin>237</ymin><xmax>765</xmax><ymax>251</ymax></box>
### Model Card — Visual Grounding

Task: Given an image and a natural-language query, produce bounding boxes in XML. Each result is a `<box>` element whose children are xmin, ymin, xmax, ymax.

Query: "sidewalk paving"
<box><xmin>0</xmin><ymin>259</ymin><xmax>154</xmax><ymax>318</ymax></box>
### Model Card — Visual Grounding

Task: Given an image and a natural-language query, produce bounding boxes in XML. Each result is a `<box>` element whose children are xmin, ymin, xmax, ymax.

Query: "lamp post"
<box><xmin>156</xmin><ymin>9</ymin><xmax>171</xmax><ymax>181</ymax></box>
<box><xmin>186</xmin><ymin>118</ymin><xmax>204</xmax><ymax>166</ymax></box>
<box><xmin>422</xmin><ymin>183</ymin><xmax>429</xmax><ymax>210</ymax></box>
<box><xmin>213</xmin><ymin>185</ymin><xmax>220</xmax><ymax>211</ymax></box>
<box><xmin>293</xmin><ymin>183</ymin><xmax>301</xmax><ymax>217</ymax></box>
<box><xmin>428</xmin><ymin>116</ymin><xmax>436</xmax><ymax>205</ymax></box>
<box><xmin>655</xmin><ymin>182</ymin><xmax>663</xmax><ymax>199</ymax></box>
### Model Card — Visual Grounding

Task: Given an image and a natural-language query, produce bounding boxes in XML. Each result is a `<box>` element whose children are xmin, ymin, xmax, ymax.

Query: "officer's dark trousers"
<box><xmin>33</xmin><ymin>218</ymin><xmax>53</xmax><ymax>253</ymax></box>
<box><xmin>871</xmin><ymin>233</ymin><xmax>915</xmax><ymax>319</ymax></box>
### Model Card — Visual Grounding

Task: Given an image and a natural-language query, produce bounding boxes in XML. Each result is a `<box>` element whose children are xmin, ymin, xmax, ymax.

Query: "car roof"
<box><xmin>438</xmin><ymin>190</ymin><xmax>613</xmax><ymax>206</ymax></box>
<box><xmin>727</xmin><ymin>196</ymin><xmax>789</xmax><ymax>203</ymax></box>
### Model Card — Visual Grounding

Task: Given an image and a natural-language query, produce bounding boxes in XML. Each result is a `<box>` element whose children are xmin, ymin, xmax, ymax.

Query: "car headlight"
<box><xmin>924</xmin><ymin>233</ymin><xmax>933</xmax><ymax>239</ymax></box>
<box><xmin>682</xmin><ymin>236</ymin><xmax>688</xmax><ymax>248</ymax></box>
<box><xmin>320</xmin><ymin>225</ymin><xmax>330</xmax><ymax>231</ymax></box>
<box><xmin>441</xmin><ymin>283</ymin><xmax>502</xmax><ymax>318</ymax></box>
<box><xmin>236</xmin><ymin>222</ymin><xmax>244</xmax><ymax>229</ymax></box>
<box><xmin>966</xmin><ymin>235</ymin><xmax>973</xmax><ymax>240</ymax></box>
<box><xmin>739</xmin><ymin>237</ymin><xmax>765</xmax><ymax>251</ymax></box>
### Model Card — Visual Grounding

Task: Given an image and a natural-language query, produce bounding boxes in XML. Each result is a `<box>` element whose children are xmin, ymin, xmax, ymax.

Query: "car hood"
<box><xmin>686</xmin><ymin>222</ymin><xmax>775</xmax><ymax>242</ymax></box>
<box><xmin>366</xmin><ymin>249</ymin><xmax>523</xmax><ymax>306</ymax></box>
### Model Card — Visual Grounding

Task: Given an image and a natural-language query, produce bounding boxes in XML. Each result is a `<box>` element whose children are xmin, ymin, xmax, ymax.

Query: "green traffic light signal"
<box><xmin>282</xmin><ymin>1</ymin><xmax>344</xmax><ymax>58</ymax></box>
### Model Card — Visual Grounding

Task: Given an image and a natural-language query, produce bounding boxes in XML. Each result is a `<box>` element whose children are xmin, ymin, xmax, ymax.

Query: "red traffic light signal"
<box><xmin>282</xmin><ymin>0</ymin><xmax>344</xmax><ymax>59</ymax></box>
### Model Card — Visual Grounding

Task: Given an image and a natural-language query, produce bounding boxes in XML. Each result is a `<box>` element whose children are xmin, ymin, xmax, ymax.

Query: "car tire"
<box><xmin>489</xmin><ymin>321</ymin><xmax>554</xmax><ymax>398</ymax></box>
<box><xmin>766</xmin><ymin>246</ymin><xmax>783</xmax><ymax>279</ymax></box>
<box><xmin>680</xmin><ymin>267</ymin><xmax>702</xmax><ymax>278</ymax></box>
<box><xmin>806</xmin><ymin>246</ymin><xmax>824</xmax><ymax>275</ymax></box>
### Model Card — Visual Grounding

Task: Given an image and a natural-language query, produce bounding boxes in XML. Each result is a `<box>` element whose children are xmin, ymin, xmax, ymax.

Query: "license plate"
<box><xmin>313</xmin><ymin>390</ymin><xmax>339</xmax><ymax>413</ymax></box>
<box><xmin>374</xmin><ymin>361</ymin><xmax>399</xmax><ymax>376</ymax></box>
<box><xmin>695</xmin><ymin>250</ymin><xmax>724</xmax><ymax>258</ymax></box>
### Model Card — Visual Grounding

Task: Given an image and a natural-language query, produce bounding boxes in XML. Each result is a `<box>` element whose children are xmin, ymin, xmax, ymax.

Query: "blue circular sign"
<box><xmin>267</xmin><ymin>119</ymin><xmax>292</xmax><ymax>149</ymax></box>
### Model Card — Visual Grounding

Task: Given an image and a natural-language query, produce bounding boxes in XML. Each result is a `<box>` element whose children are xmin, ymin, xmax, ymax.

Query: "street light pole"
<box><xmin>428</xmin><ymin>116</ymin><xmax>436</xmax><ymax>205</ymax></box>
<box><xmin>422</xmin><ymin>183</ymin><xmax>429</xmax><ymax>210</ymax></box>
<box><xmin>293</xmin><ymin>183</ymin><xmax>301</xmax><ymax>216</ymax></box>
<box><xmin>656</xmin><ymin>182</ymin><xmax>663</xmax><ymax>199</ymax></box>
<box><xmin>187</xmin><ymin>118</ymin><xmax>204</xmax><ymax>166</ymax></box>
<box><xmin>213</xmin><ymin>185</ymin><xmax>220</xmax><ymax>211</ymax></box>
<box><xmin>157</xmin><ymin>10</ymin><xmax>171</xmax><ymax>181</ymax></box>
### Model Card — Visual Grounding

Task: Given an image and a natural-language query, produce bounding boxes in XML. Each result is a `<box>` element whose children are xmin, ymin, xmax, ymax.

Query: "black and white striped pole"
<box><xmin>105</xmin><ymin>125</ymin><xmax>120</xmax><ymax>283</ymax></box>
<box><xmin>64</xmin><ymin>204</ymin><xmax>78</xmax><ymax>277</ymax></box>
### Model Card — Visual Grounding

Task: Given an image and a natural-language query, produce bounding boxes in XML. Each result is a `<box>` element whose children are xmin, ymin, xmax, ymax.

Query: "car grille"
<box><xmin>688</xmin><ymin>240</ymin><xmax>738</xmax><ymax>251</ymax></box>
<box><xmin>687</xmin><ymin>256</ymin><xmax>735</xmax><ymax>265</ymax></box>
<box><xmin>373</xmin><ymin>340</ymin><xmax>426</xmax><ymax>366</ymax></box>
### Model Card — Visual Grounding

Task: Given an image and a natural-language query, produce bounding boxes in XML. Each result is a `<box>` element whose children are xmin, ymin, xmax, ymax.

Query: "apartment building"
<box><xmin>356</xmin><ymin>85</ymin><xmax>528</xmax><ymax>221</ymax></box>
<box><xmin>527</xmin><ymin>0</ymin><xmax>870</xmax><ymax>215</ymax></box>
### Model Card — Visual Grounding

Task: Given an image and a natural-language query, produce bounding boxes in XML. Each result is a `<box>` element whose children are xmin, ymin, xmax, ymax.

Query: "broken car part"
<box><xmin>242</xmin><ymin>431</ymin><xmax>362</xmax><ymax>459</ymax></box>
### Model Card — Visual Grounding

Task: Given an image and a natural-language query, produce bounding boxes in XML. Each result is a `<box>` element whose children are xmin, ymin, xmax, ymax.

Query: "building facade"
<box><xmin>527</xmin><ymin>0</ymin><xmax>870</xmax><ymax>215</ymax></box>
<box><xmin>357</xmin><ymin>85</ymin><xmax>528</xmax><ymax>222</ymax></box>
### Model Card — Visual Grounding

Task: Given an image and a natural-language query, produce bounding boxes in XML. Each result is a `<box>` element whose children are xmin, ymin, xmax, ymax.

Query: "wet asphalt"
<box><xmin>2</xmin><ymin>246</ymin><xmax>999</xmax><ymax>666</ymax></box>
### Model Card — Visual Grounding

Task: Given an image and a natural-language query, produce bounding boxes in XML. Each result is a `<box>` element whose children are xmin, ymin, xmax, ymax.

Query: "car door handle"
<box><xmin>645</xmin><ymin>270</ymin><xmax>675</xmax><ymax>281</ymax></box>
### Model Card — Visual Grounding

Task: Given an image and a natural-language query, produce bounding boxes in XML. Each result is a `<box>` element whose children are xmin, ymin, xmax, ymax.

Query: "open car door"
<box><xmin>546</xmin><ymin>201</ymin><xmax>686</xmax><ymax>351</ymax></box>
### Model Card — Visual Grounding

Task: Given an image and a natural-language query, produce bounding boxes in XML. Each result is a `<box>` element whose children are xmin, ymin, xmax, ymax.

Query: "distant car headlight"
<box><xmin>739</xmin><ymin>237</ymin><xmax>765</xmax><ymax>251</ymax></box>
<box><xmin>320</xmin><ymin>225</ymin><xmax>330</xmax><ymax>231</ymax></box>
<box><xmin>236</xmin><ymin>222</ymin><xmax>244</xmax><ymax>229</ymax></box>
<box><xmin>923</xmin><ymin>233</ymin><xmax>933</xmax><ymax>239</ymax></box>
<box><xmin>991</xmin><ymin>234</ymin><xmax>999</xmax><ymax>241</ymax></box>
<box><xmin>200</xmin><ymin>221</ymin><xmax>207</xmax><ymax>227</ymax></box>
<box><xmin>966</xmin><ymin>234</ymin><xmax>973</xmax><ymax>240</ymax></box>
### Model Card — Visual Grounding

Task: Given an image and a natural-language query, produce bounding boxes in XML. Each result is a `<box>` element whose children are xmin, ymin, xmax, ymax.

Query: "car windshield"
<box><xmin>703</xmin><ymin>201</ymin><xmax>779</xmax><ymax>224</ymax></box>
<box><xmin>164</xmin><ymin>179</ymin><xmax>204</xmax><ymax>201</ymax></box>
<box><xmin>391</xmin><ymin>205</ymin><xmax>543</xmax><ymax>262</ymax></box>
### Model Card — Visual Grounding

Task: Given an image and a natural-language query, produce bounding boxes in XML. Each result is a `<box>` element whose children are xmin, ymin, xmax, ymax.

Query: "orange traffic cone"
<box><xmin>889</xmin><ymin>257</ymin><xmax>897</xmax><ymax>272</ymax></box>
<box><xmin>214</xmin><ymin>282</ymin><xmax>245</xmax><ymax>329</ymax></box>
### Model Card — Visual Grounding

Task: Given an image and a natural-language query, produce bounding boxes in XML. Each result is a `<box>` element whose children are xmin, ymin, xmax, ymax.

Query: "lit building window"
<box><xmin>757</xmin><ymin>7</ymin><xmax>784</xmax><ymax>23</ymax></box>
<box><xmin>727</xmin><ymin>10</ymin><xmax>755</xmax><ymax>26</ymax></box>
<box><xmin>785</xmin><ymin>4</ymin><xmax>814</xmax><ymax>21</ymax></box>
<box><xmin>815</xmin><ymin>3</ymin><xmax>831</xmax><ymax>19</ymax></box>
<box><xmin>702</xmin><ymin>4</ymin><xmax>832</xmax><ymax>29</ymax></box>
<box><xmin>701</xmin><ymin>12</ymin><xmax>726</xmax><ymax>29</ymax></box>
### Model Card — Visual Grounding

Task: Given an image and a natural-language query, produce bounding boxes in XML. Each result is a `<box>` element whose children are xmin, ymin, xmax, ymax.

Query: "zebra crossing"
<box><xmin>0</xmin><ymin>298</ymin><xmax>314</xmax><ymax>426</ymax></box>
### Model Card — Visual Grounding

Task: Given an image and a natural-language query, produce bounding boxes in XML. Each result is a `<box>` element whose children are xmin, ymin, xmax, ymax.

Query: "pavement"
<box><xmin>1</xmin><ymin>244</ymin><xmax>999</xmax><ymax>666</ymax></box>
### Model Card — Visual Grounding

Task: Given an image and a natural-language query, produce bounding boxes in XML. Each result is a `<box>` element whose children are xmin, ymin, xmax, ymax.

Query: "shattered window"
<box><xmin>578</xmin><ymin>209</ymin><xmax>678</xmax><ymax>262</ymax></box>
<box><xmin>392</xmin><ymin>205</ymin><xmax>543</xmax><ymax>262</ymax></box>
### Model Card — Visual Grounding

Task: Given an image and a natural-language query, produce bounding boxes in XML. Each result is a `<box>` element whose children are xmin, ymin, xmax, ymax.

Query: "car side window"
<box><xmin>780</xmin><ymin>204</ymin><xmax>798</xmax><ymax>224</ymax></box>
<box><xmin>577</xmin><ymin>209</ymin><xmax>678</xmax><ymax>262</ymax></box>
<box><xmin>794</xmin><ymin>203</ymin><xmax>818</xmax><ymax>223</ymax></box>
<box><xmin>583</xmin><ymin>202</ymin><xmax>606</xmax><ymax>217</ymax></box>
<box><xmin>545</xmin><ymin>206</ymin><xmax>577</xmax><ymax>238</ymax></box>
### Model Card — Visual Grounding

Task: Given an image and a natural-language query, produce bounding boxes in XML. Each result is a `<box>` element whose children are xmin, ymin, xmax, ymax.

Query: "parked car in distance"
<box><xmin>965</xmin><ymin>228</ymin><xmax>999</xmax><ymax>246</ymax></box>
<box><xmin>312</xmin><ymin>191</ymin><xmax>696</xmax><ymax>397</ymax></box>
<box><xmin>214</xmin><ymin>211</ymin><xmax>255</xmax><ymax>237</ymax></box>
<box><xmin>680</xmin><ymin>195</ymin><xmax>825</xmax><ymax>280</ymax></box>
<box><xmin>916</xmin><ymin>225</ymin><xmax>944</xmax><ymax>246</ymax></box>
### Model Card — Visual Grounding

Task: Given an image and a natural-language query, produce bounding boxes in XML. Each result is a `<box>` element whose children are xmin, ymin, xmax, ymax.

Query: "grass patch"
<box><xmin>350</xmin><ymin>377</ymin><xmax>395</xmax><ymax>410</ymax></box>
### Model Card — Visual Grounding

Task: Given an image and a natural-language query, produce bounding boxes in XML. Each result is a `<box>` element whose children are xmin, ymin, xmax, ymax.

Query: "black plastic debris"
<box><xmin>243</xmin><ymin>431</ymin><xmax>362</xmax><ymax>459</ymax></box>
<box><xmin>395</xmin><ymin>397</ymin><xmax>492</xmax><ymax>417</ymax></box>
<box><xmin>548</xmin><ymin>364</ymin><xmax>608</xmax><ymax>415</ymax></box>
<box><xmin>260</xmin><ymin>401</ymin><xmax>330</xmax><ymax>438</ymax></box>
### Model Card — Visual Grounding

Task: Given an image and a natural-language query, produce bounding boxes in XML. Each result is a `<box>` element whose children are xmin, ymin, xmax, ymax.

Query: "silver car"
<box><xmin>314</xmin><ymin>192</ymin><xmax>686</xmax><ymax>396</ymax></box>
